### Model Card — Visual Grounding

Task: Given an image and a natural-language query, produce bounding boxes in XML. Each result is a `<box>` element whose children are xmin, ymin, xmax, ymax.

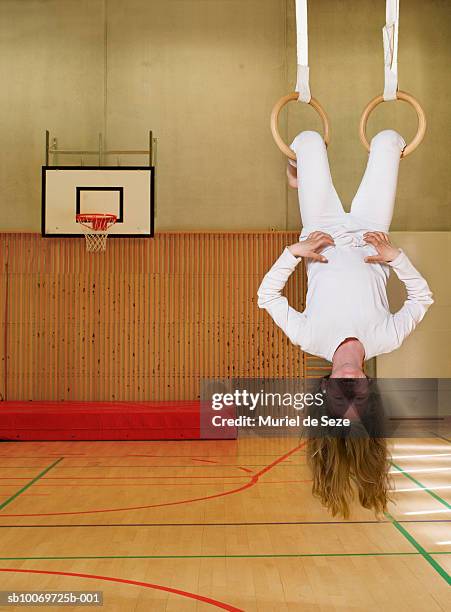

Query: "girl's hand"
<box><xmin>288</xmin><ymin>232</ymin><xmax>335</xmax><ymax>262</ymax></box>
<box><xmin>363</xmin><ymin>232</ymin><xmax>400</xmax><ymax>263</ymax></box>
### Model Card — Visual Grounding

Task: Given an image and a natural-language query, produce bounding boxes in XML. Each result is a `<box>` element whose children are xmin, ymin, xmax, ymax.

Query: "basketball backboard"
<box><xmin>42</xmin><ymin>166</ymin><xmax>154</xmax><ymax>237</ymax></box>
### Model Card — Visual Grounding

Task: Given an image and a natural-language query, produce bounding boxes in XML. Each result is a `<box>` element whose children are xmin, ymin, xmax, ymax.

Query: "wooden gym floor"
<box><xmin>0</xmin><ymin>436</ymin><xmax>450</xmax><ymax>611</ymax></box>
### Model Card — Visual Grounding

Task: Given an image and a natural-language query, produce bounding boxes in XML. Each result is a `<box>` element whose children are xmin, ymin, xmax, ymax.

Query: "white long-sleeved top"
<box><xmin>257</xmin><ymin>244</ymin><xmax>433</xmax><ymax>362</ymax></box>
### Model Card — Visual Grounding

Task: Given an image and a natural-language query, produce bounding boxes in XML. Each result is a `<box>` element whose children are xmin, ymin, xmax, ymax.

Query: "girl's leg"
<box><xmin>291</xmin><ymin>131</ymin><xmax>345</xmax><ymax>231</ymax></box>
<box><xmin>350</xmin><ymin>130</ymin><xmax>406</xmax><ymax>232</ymax></box>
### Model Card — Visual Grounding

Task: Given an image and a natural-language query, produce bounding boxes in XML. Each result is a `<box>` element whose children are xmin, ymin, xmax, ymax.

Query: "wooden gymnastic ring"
<box><xmin>270</xmin><ymin>93</ymin><xmax>330</xmax><ymax>160</ymax></box>
<box><xmin>359</xmin><ymin>90</ymin><xmax>426</xmax><ymax>158</ymax></box>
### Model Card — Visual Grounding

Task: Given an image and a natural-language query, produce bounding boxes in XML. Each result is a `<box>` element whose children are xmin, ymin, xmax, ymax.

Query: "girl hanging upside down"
<box><xmin>258</xmin><ymin>129</ymin><xmax>434</xmax><ymax>517</ymax></box>
<box><xmin>257</xmin><ymin>129</ymin><xmax>434</xmax><ymax>377</ymax></box>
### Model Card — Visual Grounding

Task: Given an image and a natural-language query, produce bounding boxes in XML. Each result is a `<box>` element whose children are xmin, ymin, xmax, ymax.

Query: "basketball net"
<box><xmin>76</xmin><ymin>214</ymin><xmax>117</xmax><ymax>252</ymax></box>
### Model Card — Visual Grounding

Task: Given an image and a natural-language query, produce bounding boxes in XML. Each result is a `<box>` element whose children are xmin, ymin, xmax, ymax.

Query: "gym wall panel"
<box><xmin>0</xmin><ymin>232</ymin><xmax>325</xmax><ymax>402</ymax></box>
<box><xmin>0</xmin><ymin>0</ymin><xmax>105</xmax><ymax>231</ymax></box>
<box><xmin>105</xmin><ymin>0</ymin><xmax>289</xmax><ymax>230</ymax></box>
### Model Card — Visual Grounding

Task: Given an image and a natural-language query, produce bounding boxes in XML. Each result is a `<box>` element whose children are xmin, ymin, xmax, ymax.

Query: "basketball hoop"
<box><xmin>76</xmin><ymin>213</ymin><xmax>117</xmax><ymax>252</ymax></box>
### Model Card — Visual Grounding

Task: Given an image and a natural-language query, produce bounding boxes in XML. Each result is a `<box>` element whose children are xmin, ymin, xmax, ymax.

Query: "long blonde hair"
<box><xmin>304</xmin><ymin>376</ymin><xmax>393</xmax><ymax>518</ymax></box>
<box><xmin>306</xmin><ymin>436</ymin><xmax>393</xmax><ymax>519</ymax></box>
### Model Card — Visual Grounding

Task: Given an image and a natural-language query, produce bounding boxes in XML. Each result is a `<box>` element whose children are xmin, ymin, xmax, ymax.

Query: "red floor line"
<box><xmin>0</xmin><ymin>443</ymin><xmax>307</xmax><ymax>517</ymax></box>
<box><xmin>0</xmin><ymin>568</ymin><xmax>242</xmax><ymax>611</ymax></box>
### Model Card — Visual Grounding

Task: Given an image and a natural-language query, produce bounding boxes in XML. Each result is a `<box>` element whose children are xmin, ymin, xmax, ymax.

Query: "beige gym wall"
<box><xmin>378</xmin><ymin>232</ymin><xmax>451</xmax><ymax>377</ymax></box>
<box><xmin>0</xmin><ymin>0</ymin><xmax>450</xmax><ymax>231</ymax></box>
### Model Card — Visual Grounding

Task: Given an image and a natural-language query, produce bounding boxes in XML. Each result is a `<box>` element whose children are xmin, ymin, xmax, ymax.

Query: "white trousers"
<box><xmin>291</xmin><ymin>130</ymin><xmax>406</xmax><ymax>240</ymax></box>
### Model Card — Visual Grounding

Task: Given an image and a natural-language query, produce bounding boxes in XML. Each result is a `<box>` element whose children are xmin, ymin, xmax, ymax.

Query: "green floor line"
<box><xmin>385</xmin><ymin>512</ymin><xmax>451</xmax><ymax>585</ymax></box>
<box><xmin>0</xmin><ymin>551</ymin><xmax>450</xmax><ymax>561</ymax></box>
<box><xmin>391</xmin><ymin>461</ymin><xmax>451</xmax><ymax>510</ymax></box>
<box><xmin>387</xmin><ymin>459</ymin><xmax>451</xmax><ymax>585</ymax></box>
<box><xmin>0</xmin><ymin>458</ymin><xmax>64</xmax><ymax>512</ymax></box>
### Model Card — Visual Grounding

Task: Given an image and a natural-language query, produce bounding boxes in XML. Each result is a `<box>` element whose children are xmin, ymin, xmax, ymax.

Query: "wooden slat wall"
<box><xmin>0</xmin><ymin>232</ymin><xmax>330</xmax><ymax>401</ymax></box>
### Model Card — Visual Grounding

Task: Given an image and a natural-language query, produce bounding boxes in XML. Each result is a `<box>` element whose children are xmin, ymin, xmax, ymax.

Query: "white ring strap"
<box><xmin>295</xmin><ymin>0</ymin><xmax>311</xmax><ymax>103</ymax></box>
<box><xmin>383</xmin><ymin>0</ymin><xmax>399</xmax><ymax>101</ymax></box>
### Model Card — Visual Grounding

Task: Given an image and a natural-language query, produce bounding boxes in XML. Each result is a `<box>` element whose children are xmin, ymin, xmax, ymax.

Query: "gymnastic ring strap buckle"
<box><xmin>270</xmin><ymin>93</ymin><xmax>330</xmax><ymax>160</ymax></box>
<box><xmin>359</xmin><ymin>90</ymin><xmax>426</xmax><ymax>158</ymax></box>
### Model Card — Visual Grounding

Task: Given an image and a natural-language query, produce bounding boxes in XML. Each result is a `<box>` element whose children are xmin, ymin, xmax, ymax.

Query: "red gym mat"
<box><xmin>0</xmin><ymin>401</ymin><xmax>237</xmax><ymax>441</ymax></box>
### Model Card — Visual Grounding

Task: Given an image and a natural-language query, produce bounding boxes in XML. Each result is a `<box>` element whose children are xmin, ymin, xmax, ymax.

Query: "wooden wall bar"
<box><xmin>0</xmin><ymin>233</ymin><xmax>329</xmax><ymax>401</ymax></box>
